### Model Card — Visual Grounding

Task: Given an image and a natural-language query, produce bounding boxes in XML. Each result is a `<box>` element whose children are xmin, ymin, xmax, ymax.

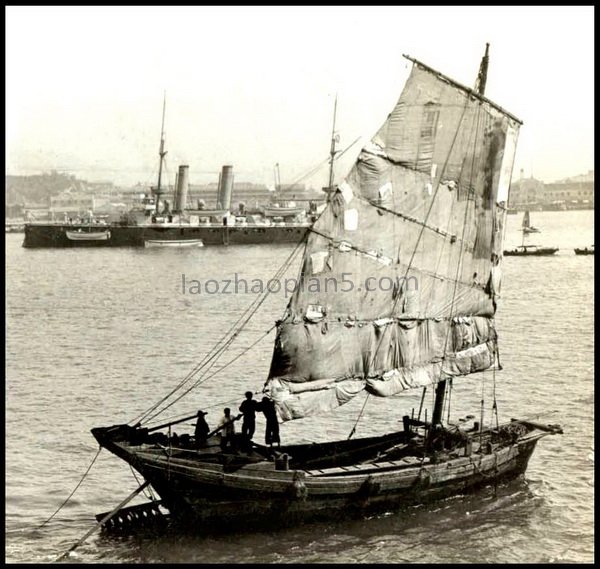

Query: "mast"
<box><xmin>474</xmin><ymin>43</ymin><xmax>490</xmax><ymax>96</ymax></box>
<box><xmin>431</xmin><ymin>43</ymin><xmax>491</xmax><ymax>429</ymax></box>
<box><xmin>327</xmin><ymin>95</ymin><xmax>338</xmax><ymax>191</ymax></box>
<box><xmin>274</xmin><ymin>162</ymin><xmax>282</xmax><ymax>200</ymax></box>
<box><xmin>154</xmin><ymin>92</ymin><xmax>167</xmax><ymax>213</ymax></box>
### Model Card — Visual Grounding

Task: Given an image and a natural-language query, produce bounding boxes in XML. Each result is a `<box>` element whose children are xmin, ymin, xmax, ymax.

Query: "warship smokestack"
<box><xmin>174</xmin><ymin>164</ymin><xmax>189</xmax><ymax>212</ymax></box>
<box><xmin>217</xmin><ymin>165</ymin><xmax>234</xmax><ymax>211</ymax></box>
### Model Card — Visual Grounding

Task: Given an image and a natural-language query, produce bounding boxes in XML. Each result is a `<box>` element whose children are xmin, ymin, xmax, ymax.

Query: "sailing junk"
<box><xmin>92</xmin><ymin>48</ymin><xmax>562</xmax><ymax>530</ymax></box>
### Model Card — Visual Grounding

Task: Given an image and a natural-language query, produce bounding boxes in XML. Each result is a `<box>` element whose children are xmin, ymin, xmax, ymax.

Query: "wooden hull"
<box><xmin>92</xmin><ymin>421</ymin><xmax>557</xmax><ymax>531</ymax></box>
<box><xmin>574</xmin><ymin>248</ymin><xmax>594</xmax><ymax>255</ymax></box>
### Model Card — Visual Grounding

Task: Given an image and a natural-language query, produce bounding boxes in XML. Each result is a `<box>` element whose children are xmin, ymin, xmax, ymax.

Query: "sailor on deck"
<box><xmin>194</xmin><ymin>410</ymin><xmax>209</xmax><ymax>448</ymax></box>
<box><xmin>218</xmin><ymin>408</ymin><xmax>238</xmax><ymax>450</ymax></box>
<box><xmin>261</xmin><ymin>396</ymin><xmax>280</xmax><ymax>449</ymax></box>
<box><xmin>239</xmin><ymin>392</ymin><xmax>259</xmax><ymax>441</ymax></box>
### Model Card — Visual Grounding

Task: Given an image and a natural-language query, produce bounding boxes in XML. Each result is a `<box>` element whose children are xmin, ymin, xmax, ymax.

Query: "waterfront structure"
<box><xmin>508</xmin><ymin>169</ymin><xmax>594</xmax><ymax>211</ymax></box>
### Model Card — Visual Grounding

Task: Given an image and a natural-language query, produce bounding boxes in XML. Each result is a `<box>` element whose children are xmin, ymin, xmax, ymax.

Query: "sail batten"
<box><xmin>265</xmin><ymin>55</ymin><xmax>520</xmax><ymax>421</ymax></box>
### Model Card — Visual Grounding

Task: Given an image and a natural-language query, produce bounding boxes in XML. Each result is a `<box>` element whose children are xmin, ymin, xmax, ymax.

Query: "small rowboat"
<box><xmin>66</xmin><ymin>230</ymin><xmax>111</xmax><ymax>241</ymax></box>
<box><xmin>574</xmin><ymin>246</ymin><xmax>594</xmax><ymax>255</ymax></box>
<box><xmin>144</xmin><ymin>239</ymin><xmax>204</xmax><ymax>248</ymax></box>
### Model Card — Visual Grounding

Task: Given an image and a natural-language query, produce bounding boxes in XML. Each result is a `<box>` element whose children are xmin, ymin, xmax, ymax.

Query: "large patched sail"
<box><xmin>265</xmin><ymin>56</ymin><xmax>521</xmax><ymax>421</ymax></box>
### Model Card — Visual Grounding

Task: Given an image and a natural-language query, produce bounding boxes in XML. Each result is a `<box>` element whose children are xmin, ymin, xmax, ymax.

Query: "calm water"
<box><xmin>5</xmin><ymin>210</ymin><xmax>594</xmax><ymax>563</ymax></box>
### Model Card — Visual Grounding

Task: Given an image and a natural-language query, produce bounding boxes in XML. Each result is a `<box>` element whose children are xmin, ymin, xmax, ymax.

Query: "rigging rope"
<box><xmin>36</xmin><ymin>446</ymin><xmax>102</xmax><ymax>530</ymax></box>
<box><xmin>131</xmin><ymin>235</ymin><xmax>307</xmax><ymax>426</ymax></box>
<box><xmin>446</xmin><ymin>378</ymin><xmax>453</xmax><ymax>424</ymax></box>
<box><xmin>132</xmin><ymin>156</ymin><xmax>326</xmax><ymax>426</ymax></box>
<box><xmin>284</xmin><ymin>135</ymin><xmax>361</xmax><ymax>189</ymax></box>
<box><xmin>417</xmin><ymin>387</ymin><xmax>427</xmax><ymax>421</ymax></box>
<box><xmin>437</xmin><ymin>102</ymin><xmax>484</xmax><ymax>430</ymax></box>
<box><xmin>129</xmin><ymin>107</ymin><xmax>357</xmax><ymax>427</ymax></box>
<box><xmin>441</xmin><ymin>102</ymin><xmax>483</xmax><ymax>359</ymax></box>
<box><xmin>349</xmin><ymin>90</ymin><xmax>472</xmax><ymax>432</ymax></box>
<box><xmin>347</xmin><ymin>393</ymin><xmax>370</xmax><ymax>439</ymax></box>
<box><xmin>129</xmin><ymin>465</ymin><xmax>156</xmax><ymax>502</ymax></box>
<box><xmin>142</xmin><ymin>244</ymin><xmax>301</xmax><ymax>424</ymax></box>
<box><xmin>144</xmin><ymin>323</ymin><xmax>277</xmax><ymax>424</ymax></box>
<box><xmin>492</xmin><ymin>365</ymin><xmax>499</xmax><ymax>431</ymax></box>
<box><xmin>367</xmin><ymin>93</ymin><xmax>473</xmax><ymax>373</ymax></box>
<box><xmin>479</xmin><ymin>370</ymin><xmax>486</xmax><ymax>445</ymax></box>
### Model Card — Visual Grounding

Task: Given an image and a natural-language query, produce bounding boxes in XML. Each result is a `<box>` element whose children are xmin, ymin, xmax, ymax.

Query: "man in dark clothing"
<box><xmin>261</xmin><ymin>396</ymin><xmax>280</xmax><ymax>449</ymax></box>
<box><xmin>239</xmin><ymin>392</ymin><xmax>258</xmax><ymax>446</ymax></box>
<box><xmin>194</xmin><ymin>410</ymin><xmax>210</xmax><ymax>448</ymax></box>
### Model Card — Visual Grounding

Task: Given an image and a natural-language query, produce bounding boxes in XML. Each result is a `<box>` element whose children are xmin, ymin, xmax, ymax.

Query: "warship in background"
<box><xmin>22</xmin><ymin>162</ymin><xmax>321</xmax><ymax>248</ymax></box>
<box><xmin>22</xmin><ymin>96</ymin><xmax>337</xmax><ymax>249</ymax></box>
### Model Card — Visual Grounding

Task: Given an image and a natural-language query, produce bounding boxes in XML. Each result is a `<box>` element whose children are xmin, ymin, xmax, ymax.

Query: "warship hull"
<box><xmin>23</xmin><ymin>223</ymin><xmax>310</xmax><ymax>248</ymax></box>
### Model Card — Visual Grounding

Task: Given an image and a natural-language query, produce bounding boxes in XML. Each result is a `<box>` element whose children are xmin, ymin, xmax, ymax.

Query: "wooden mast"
<box><xmin>274</xmin><ymin>162</ymin><xmax>282</xmax><ymax>199</ymax></box>
<box><xmin>154</xmin><ymin>93</ymin><xmax>167</xmax><ymax>213</ymax></box>
<box><xmin>474</xmin><ymin>42</ymin><xmax>490</xmax><ymax>96</ymax></box>
<box><xmin>431</xmin><ymin>44</ymin><xmax>490</xmax><ymax>428</ymax></box>
<box><xmin>327</xmin><ymin>94</ymin><xmax>338</xmax><ymax>191</ymax></box>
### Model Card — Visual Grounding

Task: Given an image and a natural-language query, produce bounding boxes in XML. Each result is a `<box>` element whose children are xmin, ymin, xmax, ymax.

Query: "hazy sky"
<box><xmin>6</xmin><ymin>6</ymin><xmax>594</xmax><ymax>189</ymax></box>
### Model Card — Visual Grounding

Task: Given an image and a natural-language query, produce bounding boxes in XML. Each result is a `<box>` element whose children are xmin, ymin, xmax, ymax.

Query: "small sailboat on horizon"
<box><xmin>521</xmin><ymin>210</ymin><xmax>540</xmax><ymax>234</ymax></box>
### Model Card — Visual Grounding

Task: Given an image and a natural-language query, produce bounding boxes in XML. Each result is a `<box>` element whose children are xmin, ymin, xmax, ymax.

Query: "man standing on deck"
<box><xmin>218</xmin><ymin>407</ymin><xmax>238</xmax><ymax>450</ymax></box>
<box><xmin>261</xmin><ymin>396</ymin><xmax>280</xmax><ymax>451</ymax></box>
<box><xmin>239</xmin><ymin>392</ymin><xmax>259</xmax><ymax>451</ymax></box>
<box><xmin>194</xmin><ymin>410</ymin><xmax>210</xmax><ymax>448</ymax></box>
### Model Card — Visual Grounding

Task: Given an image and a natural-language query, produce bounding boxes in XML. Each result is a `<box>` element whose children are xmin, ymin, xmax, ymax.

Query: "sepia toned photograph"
<box><xmin>5</xmin><ymin>5</ymin><xmax>593</xmax><ymax>564</ymax></box>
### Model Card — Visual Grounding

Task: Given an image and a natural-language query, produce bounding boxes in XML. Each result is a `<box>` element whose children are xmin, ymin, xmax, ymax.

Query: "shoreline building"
<box><xmin>542</xmin><ymin>170</ymin><xmax>594</xmax><ymax>210</ymax></box>
<box><xmin>508</xmin><ymin>169</ymin><xmax>594</xmax><ymax>211</ymax></box>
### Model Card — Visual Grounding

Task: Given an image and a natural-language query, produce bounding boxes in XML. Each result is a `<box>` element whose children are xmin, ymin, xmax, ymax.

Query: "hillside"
<box><xmin>5</xmin><ymin>171</ymin><xmax>88</xmax><ymax>206</ymax></box>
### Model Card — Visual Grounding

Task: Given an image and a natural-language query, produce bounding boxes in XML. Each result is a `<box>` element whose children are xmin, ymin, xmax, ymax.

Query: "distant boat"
<box><xmin>521</xmin><ymin>210</ymin><xmax>540</xmax><ymax>234</ymax></box>
<box><xmin>65</xmin><ymin>229</ymin><xmax>111</xmax><ymax>241</ymax></box>
<box><xmin>144</xmin><ymin>239</ymin><xmax>204</xmax><ymax>248</ymax></box>
<box><xmin>574</xmin><ymin>245</ymin><xmax>594</xmax><ymax>256</ymax></box>
<box><xmin>264</xmin><ymin>162</ymin><xmax>306</xmax><ymax>218</ymax></box>
<box><xmin>509</xmin><ymin>210</ymin><xmax>558</xmax><ymax>255</ymax></box>
<box><xmin>504</xmin><ymin>245</ymin><xmax>559</xmax><ymax>256</ymax></box>
<box><xmin>262</xmin><ymin>204</ymin><xmax>306</xmax><ymax>218</ymax></box>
